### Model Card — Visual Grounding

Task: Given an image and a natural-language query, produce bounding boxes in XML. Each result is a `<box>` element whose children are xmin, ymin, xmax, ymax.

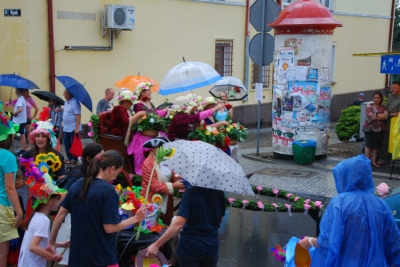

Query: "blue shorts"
<box><xmin>17</xmin><ymin>123</ymin><xmax>26</xmax><ymax>135</ymax></box>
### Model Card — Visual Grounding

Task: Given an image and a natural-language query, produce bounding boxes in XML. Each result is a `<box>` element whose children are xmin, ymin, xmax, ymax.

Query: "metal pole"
<box><xmin>244</xmin><ymin>0</ymin><xmax>251</xmax><ymax>102</ymax></box>
<box><xmin>256</xmin><ymin>0</ymin><xmax>265</xmax><ymax>155</ymax></box>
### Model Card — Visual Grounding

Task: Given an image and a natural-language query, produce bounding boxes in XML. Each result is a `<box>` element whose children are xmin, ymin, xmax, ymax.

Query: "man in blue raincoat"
<box><xmin>299</xmin><ymin>155</ymin><xmax>400</xmax><ymax>267</ymax></box>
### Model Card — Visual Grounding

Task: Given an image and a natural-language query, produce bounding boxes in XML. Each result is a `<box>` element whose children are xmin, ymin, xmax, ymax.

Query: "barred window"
<box><xmin>215</xmin><ymin>40</ymin><xmax>233</xmax><ymax>77</ymax></box>
<box><xmin>283</xmin><ymin>0</ymin><xmax>334</xmax><ymax>10</ymax></box>
<box><xmin>252</xmin><ymin>64</ymin><xmax>270</xmax><ymax>88</ymax></box>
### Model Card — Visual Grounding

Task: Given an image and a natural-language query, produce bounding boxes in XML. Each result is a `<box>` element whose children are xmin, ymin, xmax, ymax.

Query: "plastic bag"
<box><xmin>391</xmin><ymin>116</ymin><xmax>400</xmax><ymax>159</ymax></box>
<box><xmin>285</xmin><ymin>236</ymin><xmax>315</xmax><ymax>267</ymax></box>
<box><xmin>69</xmin><ymin>134</ymin><xmax>83</xmax><ymax>157</ymax></box>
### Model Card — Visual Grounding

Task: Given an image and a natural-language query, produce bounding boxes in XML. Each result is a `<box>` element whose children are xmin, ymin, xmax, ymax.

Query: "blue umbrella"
<box><xmin>0</xmin><ymin>74</ymin><xmax>40</xmax><ymax>89</ymax></box>
<box><xmin>56</xmin><ymin>76</ymin><xmax>92</xmax><ymax>112</ymax></box>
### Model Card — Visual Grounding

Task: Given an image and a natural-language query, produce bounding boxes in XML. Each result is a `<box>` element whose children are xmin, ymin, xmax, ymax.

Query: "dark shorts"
<box><xmin>17</xmin><ymin>123</ymin><xmax>26</xmax><ymax>135</ymax></box>
<box><xmin>26</xmin><ymin>119</ymin><xmax>32</xmax><ymax>125</ymax></box>
<box><xmin>364</xmin><ymin>130</ymin><xmax>384</xmax><ymax>149</ymax></box>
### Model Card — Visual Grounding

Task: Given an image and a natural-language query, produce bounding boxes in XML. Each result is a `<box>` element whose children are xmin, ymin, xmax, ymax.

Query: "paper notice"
<box><xmin>286</xmin><ymin>70</ymin><xmax>296</xmax><ymax>80</ymax></box>
<box><xmin>321</xmin><ymin>67</ymin><xmax>329</xmax><ymax>82</ymax></box>
<box><xmin>295</xmin><ymin>66</ymin><xmax>308</xmax><ymax>81</ymax></box>
<box><xmin>255</xmin><ymin>83</ymin><xmax>263</xmax><ymax>102</ymax></box>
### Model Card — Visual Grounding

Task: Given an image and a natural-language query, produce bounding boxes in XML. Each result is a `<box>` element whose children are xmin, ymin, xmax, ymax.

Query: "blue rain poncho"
<box><xmin>311</xmin><ymin>155</ymin><xmax>400</xmax><ymax>267</ymax></box>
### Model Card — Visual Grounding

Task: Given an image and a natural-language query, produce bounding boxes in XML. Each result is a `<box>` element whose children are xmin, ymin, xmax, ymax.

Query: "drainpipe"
<box><xmin>244</xmin><ymin>0</ymin><xmax>251</xmax><ymax>102</ymax></box>
<box><xmin>387</xmin><ymin>0</ymin><xmax>396</xmax><ymax>88</ymax></box>
<box><xmin>276</xmin><ymin>0</ymin><xmax>282</xmax><ymax>8</ymax></box>
<box><xmin>47</xmin><ymin>0</ymin><xmax>56</xmax><ymax>93</ymax></box>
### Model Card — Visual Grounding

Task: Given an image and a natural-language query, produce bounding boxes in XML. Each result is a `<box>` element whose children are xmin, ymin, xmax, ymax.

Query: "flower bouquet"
<box><xmin>223</xmin><ymin>122</ymin><xmax>248</xmax><ymax>145</ymax></box>
<box><xmin>88</xmin><ymin>114</ymin><xmax>100</xmax><ymax>142</ymax></box>
<box><xmin>134</xmin><ymin>112</ymin><xmax>169</xmax><ymax>137</ymax></box>
<box><xmin>34</xmin><ymin>152</ymin><xmax>62</xmax><ymax>179</ymax></box>
<box><xmin>188</xmin><ymin>122</ymin><xmax>230</xmax><ymax>148</ymax></box>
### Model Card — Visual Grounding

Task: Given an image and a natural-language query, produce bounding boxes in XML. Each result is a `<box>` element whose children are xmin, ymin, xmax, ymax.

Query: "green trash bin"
<box><xmin>292</xmin><ymin>140</ymin><xmax>317</xmax><ymax>165</ymax></box>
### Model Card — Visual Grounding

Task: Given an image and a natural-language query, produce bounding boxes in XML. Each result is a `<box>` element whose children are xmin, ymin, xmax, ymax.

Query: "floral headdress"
<box><xmin>171</xmin><ymin>96</ymin><xmax>198</xmax><ymax>114</ymax></box>
<box><xmin>30</xmin><ymin>107</ymin><xmax>57</xmax><ymax>148</ymax></box>
<box><xmin>117</xmin><ymin>90</ymin><xmax>138</xmax><ymax>105</ymax></box>
<box><xmin>0</xmin><ymin>103</ymin><xmax>18</xmax><ymax>141</ymax></box>
<box><xmin>20</xmin><ymin>158</ymin><xmax>67</xmax><ymax>210</ymax></box>
<box><xmin>199</xmin><ymin>96</ymin><xmax>218</xmax><ymax>111</ymax></box>
<box><xmin>136</xmin><ymin>82</ymin><xmax>154</xmax><ymax>97</ymax></box>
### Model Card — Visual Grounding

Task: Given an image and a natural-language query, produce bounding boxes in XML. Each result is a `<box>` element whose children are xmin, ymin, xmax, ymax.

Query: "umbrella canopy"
<box><xmin>56</xmin><ymin>76</ymin><xmax>92</xmax><ymax>112</ymax></box>
<box><xmin>0</xmin><ymin>74</ymin><xmax>40</xmax><ymax>90</ymax></box>
<box><xmin>159</xmin><ymin>61</ymin><xmax>222</xmax><ymax>96</ymax></box>
<box><xmin>209</xmin><ymin>76</ymin><xmax>248</xmax><ymax>101</ymax></box>
<box><xmin>163</xmin><ymin>140</ymin><xmax>255</xmax><ymax>196</ymax></box>
<box><xmin>114</xmin><ymin>75</ymin><xmax>160</xmax><ymax>93</ymax></box>
<box><xmin>31</xmin><ymin>91</ymin><xmax>64</xmax><ymax>105</ymax></box>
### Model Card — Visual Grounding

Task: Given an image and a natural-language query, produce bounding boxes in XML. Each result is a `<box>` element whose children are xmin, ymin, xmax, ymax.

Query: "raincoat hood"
<box><xmin>332</xmin><ymin>154</ymin><xmax>374</xmax><ymax>194</ymax></box>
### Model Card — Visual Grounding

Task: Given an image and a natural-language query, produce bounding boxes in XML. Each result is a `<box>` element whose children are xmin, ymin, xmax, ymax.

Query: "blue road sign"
<box><xmin>381</xmin><ymin>55</ymin><xmax>400</xmax><ymax>74</ymax></box>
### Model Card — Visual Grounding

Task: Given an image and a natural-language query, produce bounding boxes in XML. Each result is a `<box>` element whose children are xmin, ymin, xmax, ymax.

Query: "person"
<box><xmin>167</xmin><ymin>96</ymin><xmax>225</xmax><ymax>141</ymax></box>
<box><xmin>298</xmin><ymin>155</ymin><xmax>400</xmax><ymax>267</ymax></box>
<box><xmin>134</xmin><ymin>82</ymin><xmax>168</xmax><ymax>116</ymax></box>
<box><xmin>352</xmin><ymin>92</ymin><xmax>364</xmax><ymax>106</ymax></box>
<box><xmin>96</xmin><ymin>88</ymin><xmax>115</xmax><ymax>114</ymax></box>
<box><xmin>145</xmin><ymin>186</ymin><xmax>225</xmax><ymax>267</ymax></box>
<box><xmin>379</xmin><ymin>82</ymin><xmax>400</xmax><ymax>164</ymax></box>
<box><xmin>11</xmin><ymin>88</ymin><xmax>27</xmax><ymax>156</ymax></box>
<box><xmin>17</xmin><ymin>158</ymin><xmax>68</xmax><ymax>267</ymax></box>
<box><xmin>62</xmin><ymin>90</ymin><xmax>81</xmax><ymax>164</ymax></box>
<box><xmin>22</xmin><ymin>89</ymin><xmax>39</xmax><ymax>148</ymax></box>
<box><xmin>6</xmin><ymin>170</ymin><xmax>26</xmax><ymax>267</ymax></box>
<box><xmin>47</xmin><ymin>150</ymin><xmax>147</xmax><ymax>267</ymax></box>
<box><xmin>200</xmin><ymin>97</ymin><xmax>229</xmax><ymax>128</ymax></box>
<box><xmin>141</xmin><ymin>137</ymin><xmax>184</xmax><ymax>224</ymax></box>
<box><xmin>363</xmin><ymin>92</ymin><xmax>388</xmax><ymax>167</ymax></box>
<box><xmin>0</xmin><ymin>105</ymin><xmax>23</xmax><ymax>267</ymax></box>
<box><xmin>216</xmin><ymin>92</ymin><xmax>233</xmax><ymax>120</ymax></box>
<box><xmin>48</xmin><ymin>99</ymin><xmax>63</xmax><ymax>151</ymax></box>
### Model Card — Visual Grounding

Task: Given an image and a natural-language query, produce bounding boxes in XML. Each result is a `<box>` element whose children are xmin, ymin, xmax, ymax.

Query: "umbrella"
<box><xmin>0</xmin><ymin>74</ymin><xmax>40</xmax><ymax>90</ymax></box>
<box><xmin>209</xmin><ymin>76</ymin><xmax>248</xmax><ymax>101</ymax></box>
<box><xmin>56</xmin><ymin>76</ymin><xmax>92</xmax><ymax>112</ymax></box>
<box><xmin>114</xmin><ymin>75</ymin><xmax>160</xmax><ymax>93</ymax></box>
<box><xmin>163</xmin><ymin>140</ymin><xmax>255</xmax><ymax>196</ymax></box>
<box><xmin>31</xmin><ymin>91</ymin><xmax>65</xmax><ymax>105</ymax></box>
<box><xmin>159</xmin><ymin>61</ymin><xmax>222</xmax><ymax>96</ymax></box>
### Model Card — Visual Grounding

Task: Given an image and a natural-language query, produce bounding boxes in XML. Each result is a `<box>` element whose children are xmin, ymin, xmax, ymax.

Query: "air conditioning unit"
<box><xmin>104</xmin><ymin>5</ymin><xmax>135</xmax><ymax>30</ymax></box>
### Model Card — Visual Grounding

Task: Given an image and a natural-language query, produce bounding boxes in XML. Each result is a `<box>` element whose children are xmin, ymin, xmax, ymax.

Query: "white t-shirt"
<box><xmin>13</xmin><ymin>95</ymin><xmax>27</xmax><ymax>124</ymax></box>
<box><xmin>18</xmin><ymin>212</ymin><xmax>50</xmax><ymax>267</ymax></box>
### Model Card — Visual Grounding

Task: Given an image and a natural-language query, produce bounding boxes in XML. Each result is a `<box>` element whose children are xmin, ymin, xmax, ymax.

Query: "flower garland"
<box><xmin>88</xmin><ymin>114</ymin><xmax>100</xmax><ymax>142</ymax></box>
<box><xmin>34</xmin><ymin>152</ymin><xmax>62</xmax><ymax>174</ymax></box>
<box><xmin>188</xmin><ymin>122</ymin><xmax>230</xmax><ymax>148</ymax></box>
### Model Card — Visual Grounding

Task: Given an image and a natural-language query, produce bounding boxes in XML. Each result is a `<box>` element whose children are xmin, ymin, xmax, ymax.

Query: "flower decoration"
<box><xmin>221</xmin><ymin>121</ymin><xmax>248</xmax><ymax>143</ymax></box>
<box><xmin>257</xmin><ymin>201</ymin><xmax>264</xmax><ymax>210</ymax></box>
<box><xmin>271</xmin><ymin>245</ymin><xmax>286</xmax><ymax>262</ymax></box>
<box><xmin>136</xmin><ymin>82</ymin><xmax>154</xmax><ymax>97</ymax></box>
<box><xmin>284</xmin><ymin>204</ymin><xmax>292</xmax><ymax>216</ymax></box>
<box><xmin>89</xmin><ymin>114</ymin><xmax>100</xmax><ymax>142</ymax></box>
<box><xmin>303</xmin><ymin>204</ymin><xmax>311</xmax><ymax>214</ymax></box>
<box><xmin>376</xmin><ymin>182</ymin><xmax>390</xmax><ymax>196</ymax></box>
<box><xmin>242</xmin><ymin>200</ymin><xmax>249</xmax><ymax>209</ymax></box>
<box><xmin>188</xmin><ymin>122</ymin><xmax>230</xmax><ymax>149</ymax></box>
<box><xmin>0</xmin><ymin>103</ymin><xmax>18</xmax><ymax>142</ymax></box>
<box><xmin>34</xmin><ymin>152</ymin><xmax>62</xmax><ymax>174</ymax></box>
<box><xmin>273</xmin><ymin>188</ymin><xmax>279</xmax><ymax>197</ymax></box>
<box><xmin>134</xmin><ymin>112</ymin><xmax>168</xmax><ymax>132</ymax></box>
<box><xmin>286</xmin><ymin>193</ymin><xmax>293</xmax><ymax>198</ymax></box>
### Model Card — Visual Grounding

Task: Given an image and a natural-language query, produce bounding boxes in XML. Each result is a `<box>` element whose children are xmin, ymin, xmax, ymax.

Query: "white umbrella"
<box><xmin>209</xmin><ymin>76</ymin><xmax>248</xmax><ymax>101</ymax></box>
<box><xmin>163</xmin><ymin>140</ymin><xmax>255</xmax><ymax>196</ymax></box>
<box><xmin>159</xmin><ymin>61</ymin><xmax>222</xmax><ymax>96</ymax></box>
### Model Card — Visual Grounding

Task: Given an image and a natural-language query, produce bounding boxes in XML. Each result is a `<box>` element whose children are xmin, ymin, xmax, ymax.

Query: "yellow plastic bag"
<box><xmin>391</xmin><ymin>116</ymin><xmax>400</xmax><ymax>159</ymax></box>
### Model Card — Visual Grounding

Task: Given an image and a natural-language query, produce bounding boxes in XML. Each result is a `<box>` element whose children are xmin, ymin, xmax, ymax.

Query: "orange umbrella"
<box><xmin>114</xmin><ymin>75</ymin><xmax>160</xmax><ymax>93</ymax></box>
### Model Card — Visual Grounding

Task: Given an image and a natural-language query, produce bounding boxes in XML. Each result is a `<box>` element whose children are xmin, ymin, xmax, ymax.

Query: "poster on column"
<box><xmin>278</xmin><ymin>48</ymin><xmax>295</xmax><ymax>72</ymax></box>
<box><xmin>287</xmin><ymin>81</ymin><xmax>318</xmax><ymax>104</ymax></box>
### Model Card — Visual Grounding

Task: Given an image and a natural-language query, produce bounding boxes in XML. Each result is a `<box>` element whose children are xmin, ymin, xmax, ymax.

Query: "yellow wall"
<box><xmin>336</xmin><ymin>0</ymin><xmax>392</xmax><ymax>17</ymax></box>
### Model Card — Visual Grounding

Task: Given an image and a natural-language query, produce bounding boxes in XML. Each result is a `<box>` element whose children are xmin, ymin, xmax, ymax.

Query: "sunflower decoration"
<box><xmin>34</xmin><ymin>152</ymin><xmax>62</xmax><ymax>175</ymax></box>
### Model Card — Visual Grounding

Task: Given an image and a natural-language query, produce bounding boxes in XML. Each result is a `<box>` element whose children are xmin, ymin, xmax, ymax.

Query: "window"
<box><xmin>282</xmin><ymin>0</ymin><xmax>334</xmax><ymax>10</ymax></box>
<box><xmin>215</xmin><ymin>40</ymin><xmax>233</xmax><ymax>77</ymax></box>
<box><xmin>252</xmin><ymin>63</ymin><xmax>270</xmax><ymax>88</ymax></box>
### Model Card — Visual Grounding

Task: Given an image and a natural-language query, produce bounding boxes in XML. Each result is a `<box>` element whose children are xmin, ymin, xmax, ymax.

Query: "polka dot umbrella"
<box><xmin>163</xmin><ymin>140</ymin><xmax>255</xmax><ymax>196</ymax></box>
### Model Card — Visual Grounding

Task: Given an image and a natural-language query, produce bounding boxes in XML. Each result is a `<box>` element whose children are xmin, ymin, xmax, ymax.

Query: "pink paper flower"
<box><xmin>88</xmin><ymin>121</ymin><xmax>93</xmax><ymax>127</ymax></box>
<box><xmin>314</xmin><ymin>201</ymin><xmax>322</xmax><ymax>208</ymax></box>
<box><xmin>376</xmin><ymin>182</ymin><xmax>390</xmax><ymax>196</ymax></box>
<box><xmin>256</xmin><ymin>186</ymin><xmax>263</xmax><ymax>191</ymax></box>
<box><xmin>228</xmin><ymin>198</ymin><xmax>235</xmax><ymax>203</ymax></box>
<box><xmin>88</xmin><ymin>132</ymin><xmax>94</xmax><ymax>137</ymax></box>
<box><xmin>294</xmin><ymin>196</ymin><xmax>300</xmax><ymax>202</ymax></box>
<box><xmin>273</xmin><ymin>188</ymin><xmax>279</xmax><ymax>195</ymax></box>
<box><xmin>257</xmin><ymin>201</ymin><xmax>264</xmax><ymax>209</ymax></box>
<box><xmin>128</xmin><ymin>173</ymin><xmax>133</xmax><ymax>179</ymax></box>
<box><xmin>286</xmin><ymin>193</ymin><xmax>293</xmax><ymax>198</ymax></box>
<box><xmin>303</xmin><ymin>204</ymin><xmax>311</xmax><ymax>210</ymax></box>
<box><xmin>304</xmin><ymin>199</ymin><xmax>311</xmax><ymax>204</ymax></box>
<box><xmin>242</xmin><ymin>200</ymin><xmax>249</xmax><ymax>204</ymax></box>
<box><xmin>271</xmin><ymin>203</ymin><xmax>278</xmax><ymax>208</ymax></box>
<box><xmin>179</xmin><ymin>189</ymin><xmax>185</xmax><ymax>193</ymax></box>
<box><xmin>284</xmin><ymin>204</ymin><xmax>291</xmax><ymax>209</ymax></box>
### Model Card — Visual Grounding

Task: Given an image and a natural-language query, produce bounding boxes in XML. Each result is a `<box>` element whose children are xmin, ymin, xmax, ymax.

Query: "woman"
<box><xmin>363</xmin><ymin>92</ymin><xmax>388</xmax><ymax>167</ymax></box>
<box><xmin>298</xmin><ymin>155</ymin><xmax>400</xmax><ymax>267</ymax></box>
<box><xmin>168</xmin><ymin>96</ymin><xmax>225</xmax><ymax>141</ymax></box>
<box><xmin>200</xmin><ymin>97</ymin><xmax>229</xmax><ymax>128</ymax></box>
<box><xmin>0</xmin><ymin>105</ymin><xmax>23</xmax><ymax>266</ymax></box>
<box><xmin>140</xmin><ymin>137</ymin><xmax>184</xmax><ymax>224</ymax></box>
<box><xmin>134</xmin><ymin>82</ymin><xmax>168</xmax><ymax>116</ymax></box>
<box><xmin>215</xmin><ymin>91</ymin><xmax>233</xmax><ymax>121</ymax></box>
<box><xmin>22</xmin><ymin>89</ymin><xmax>39</xmax><ymax>148</ymax></box>
<box><xmin>48</xmin><ymin>150</ymin><xmax>147</xmax><ymax>267</ymax></box>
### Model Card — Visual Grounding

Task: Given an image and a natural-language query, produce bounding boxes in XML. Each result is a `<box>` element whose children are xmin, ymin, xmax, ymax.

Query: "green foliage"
<box><xmin>134</xmin><ymin>111</ymin><xmax>169</xmax><ymax>132</ymax></box>
<box><xmin>223</xmin><ymin>122</ymin><xmax>248</xmax><ymax>142</ymax></box>
<box><xmin>335</xmin><ymin>106</ymin><xmax>361</xmax><ymax>141</ymax></box>
<box><xmin>90</xmin><ymin>114</ymin><xmax>100</xmax><ymax>143</ymax></box>
<box><xmin>188</xmin><ymin>124</ymin><xmax>227</xmax><ymax>146</ymax></box>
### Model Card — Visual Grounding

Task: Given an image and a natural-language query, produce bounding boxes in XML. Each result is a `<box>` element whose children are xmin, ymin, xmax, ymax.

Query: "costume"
<box><xmin>379</xmin><ymin>94</ymin><xmax>400</xmax><ymax>161</ymax></box>
<box><xmin>363</xmin><ymin>103</ymin><xmax>388</xmax><ymax>148</ymax></box>
<box><xmin>312</xmin><ymin>155</ymin><xmax>400</xmax><ymax>267</ymax></box>
<box><xmin>110</xmin><ymin>105</ymin><xmax>131</xmax><ymax>138</ymax></box>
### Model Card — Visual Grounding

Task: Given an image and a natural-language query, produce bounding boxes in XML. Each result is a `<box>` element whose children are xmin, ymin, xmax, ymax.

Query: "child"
<box><xmin>7</xmin><ymin>170</ymin><xmax>26</xmax><ymax>267</ymax></box>
<box><xmin>18</xmin><ymin>160</ymin><xmax>69</xmax><ymax>267</ymax></box>
<box><xmin>11</xmin><ymin>88</ymin><xmax>27</xmax><ymax>156</ymax></box>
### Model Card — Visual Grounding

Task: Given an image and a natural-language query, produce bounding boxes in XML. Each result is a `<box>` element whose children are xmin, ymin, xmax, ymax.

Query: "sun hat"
<box><xmin>118</xmin><ymin>90</ymin><xmax>138</xmax><ymax>105</ymax></box>
<box><xmin>186</xmin><ymin>94</ymin><xmax>203</xmax><ymax>105</ymax></box>
<box><xmin>0</xmin><ymin>103</ymin><xmax>18</xmax><ymax>141</ymax></box>
<box><xmin>143</xmin><ymin>137</ymin><xmax>170</xmax><ymax>149</ymax></box>
<box><xmin>29</xmin><ymin>107</ymin><xmax>57</xmax><ymax>148</ymax></box>
<box><xmin>171</xmin><ymin>96</ymin><xmax>198</xmax><ymax>114</ymax></box>
<box><xmin>199</xmin><ymin>96</ymin><xmax>218</xmax><ymax>110</ymax></box>
<box><xmin>136</xmin><ymin>82</ymin><xmax>154</xmax><ymax>97</ymax></box>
